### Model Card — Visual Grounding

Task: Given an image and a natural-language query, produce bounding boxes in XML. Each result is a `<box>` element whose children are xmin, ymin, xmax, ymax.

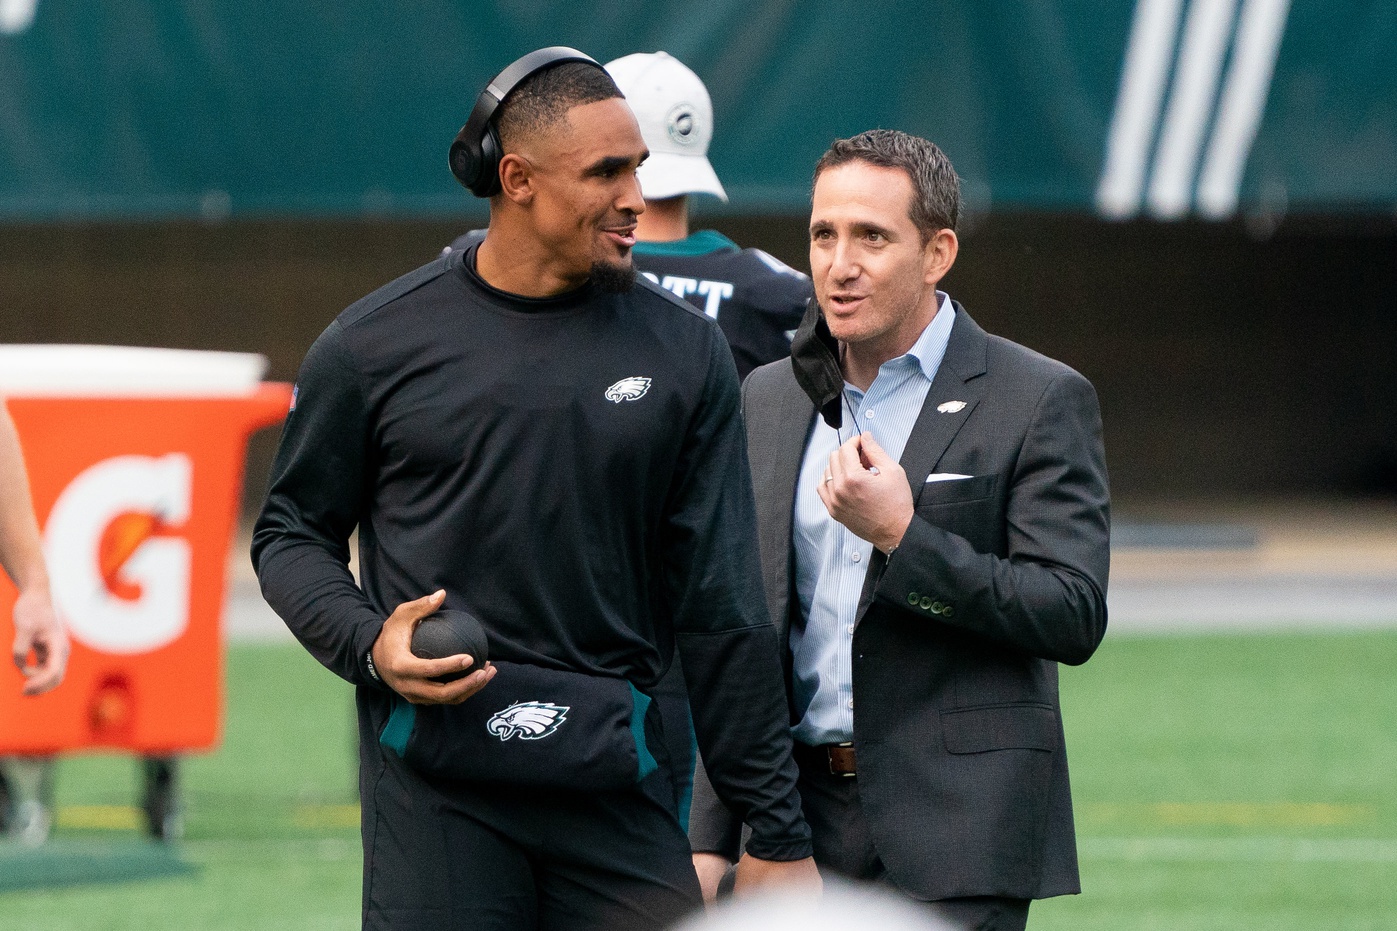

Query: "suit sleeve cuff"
<box><xmin>875</xmin><ymin>517</ymin><xmax>962</xmax><ymax>622</ymax></box>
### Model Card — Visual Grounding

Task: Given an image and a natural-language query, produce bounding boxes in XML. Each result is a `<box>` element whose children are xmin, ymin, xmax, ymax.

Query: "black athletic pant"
<box><xmin>796</xmin><ymin>756</ymin><xmax>1031</xmax><ymax>931</ymax></box>
<box><xmin>649</xmin><ymin>650</ymin><xmax>697</xmax><ymax>825</ymax></box>
<box><xmin>361</xmin><ymin>752</ymin><xmax>702</xmax><ymax>930</ymax></box>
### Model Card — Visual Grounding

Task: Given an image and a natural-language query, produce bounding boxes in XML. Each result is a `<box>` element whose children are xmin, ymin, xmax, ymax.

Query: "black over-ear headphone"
<box><xmin>449</xmin><ymin>46</ymin><xmax>603</xmax><ymax>198</ymax></box>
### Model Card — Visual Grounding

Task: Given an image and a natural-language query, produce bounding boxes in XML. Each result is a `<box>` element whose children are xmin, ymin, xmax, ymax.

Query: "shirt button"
<box><xmin>864</xmin><ymin>409</ymin><xmax>875</xmax><ymax>419</ymax></box>
<box><xmin>847</xmin><ymin>624</ymin><xmax>855</xmax><ymax>635</ymax></box>
<box><xmin>851</xmin><ymin>552</ymin><xmax>862</xmax><ymax>563</ymax></box>
<box><xmin>847</xmin><ymin>699</ymin><xmax>854</xmax><ymax>709</ymax></box>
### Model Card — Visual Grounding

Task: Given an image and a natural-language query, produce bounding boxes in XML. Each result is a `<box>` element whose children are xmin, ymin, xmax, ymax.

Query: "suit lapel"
<box><xmin>856</xmin><ymin>304</ymin><xmax>989</xmax><ymax>615</ymax></box>
<box><xmin>900</xmin><ymin>305</ymin><xmax>989</xmax><ymax>506</ymax></box>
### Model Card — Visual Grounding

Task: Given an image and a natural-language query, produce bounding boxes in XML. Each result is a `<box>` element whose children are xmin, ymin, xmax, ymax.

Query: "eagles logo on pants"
<box><xmin>486</xmin><ymin>702</ymin><xmax>570</xmax><ymax>741</ymax></box>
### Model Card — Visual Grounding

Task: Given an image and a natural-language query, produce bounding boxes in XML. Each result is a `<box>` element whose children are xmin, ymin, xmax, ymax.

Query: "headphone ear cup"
<box><xmin>449</xmin><ymin>137</ymin><xmax>477</xmax><ymax>190</ymax></box>
<box><xmin>452</xmin><ymin>49</ymin><xmax>600</xmax><ymax>197</ymax></box>
<box><xmin>472</xmin><ymin>125</ymin><xmax>503</xmax><ymax>197</ymax></box>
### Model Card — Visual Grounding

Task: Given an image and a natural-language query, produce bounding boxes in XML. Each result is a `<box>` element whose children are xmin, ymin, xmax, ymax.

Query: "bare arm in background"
<box><xmin>0</xmin><ymin>401</ymin><xmax>67</xmax><ymax>695</ymax></box>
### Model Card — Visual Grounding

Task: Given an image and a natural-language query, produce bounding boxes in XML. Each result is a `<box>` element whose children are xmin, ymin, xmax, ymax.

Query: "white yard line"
<box><xmin>1082</xmin><ymin>836</ymin><xmax>1397</xmax><ymax>862</ymax></box>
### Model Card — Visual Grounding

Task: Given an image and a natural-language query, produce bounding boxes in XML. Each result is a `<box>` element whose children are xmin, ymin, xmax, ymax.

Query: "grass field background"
<box><xmin>2</xmin><ymin>630</ymin><xmax>1395</xmax><ymax>929</ymax></box>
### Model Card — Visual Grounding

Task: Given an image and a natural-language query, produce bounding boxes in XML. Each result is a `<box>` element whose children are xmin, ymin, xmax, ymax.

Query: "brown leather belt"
<box><xmin>794</xmin><ymin>741</ymin><xmax>857</xmax><ymax>778</ymax></box>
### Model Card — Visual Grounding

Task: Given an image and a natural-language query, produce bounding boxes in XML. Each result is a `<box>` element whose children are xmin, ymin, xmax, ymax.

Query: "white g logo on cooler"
<box><xmin>44</xmin><ymin>454</ymin><xmax>193</xmax><ymax>654</ymax></box>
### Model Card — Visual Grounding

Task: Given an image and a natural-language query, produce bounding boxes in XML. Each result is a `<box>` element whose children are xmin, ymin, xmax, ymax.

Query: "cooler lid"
<box><xmin>0</xmin><ymin>346</ymin><xmax>269</xmax><ymax>397</ymax></box>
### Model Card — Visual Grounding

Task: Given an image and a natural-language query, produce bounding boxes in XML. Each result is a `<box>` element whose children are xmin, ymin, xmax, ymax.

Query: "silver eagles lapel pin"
<box><xmin>937</xmin><ymin>401</ymin><xmax>967</xmax><ymax>414</ymax></box>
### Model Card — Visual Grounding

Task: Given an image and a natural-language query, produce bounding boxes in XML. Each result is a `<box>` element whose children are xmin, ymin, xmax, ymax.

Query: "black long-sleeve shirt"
<box><xmin>252</xmin><ymin>246</ymin><xmax>811</xmax><ymax>860</ymax></box>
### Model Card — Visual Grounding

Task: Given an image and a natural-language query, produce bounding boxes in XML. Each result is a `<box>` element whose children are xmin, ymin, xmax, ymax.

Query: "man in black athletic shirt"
<box><xmin>253</xmin><ymin>54</ymin><xmax>816</xmax><ymax>931</ymax></box>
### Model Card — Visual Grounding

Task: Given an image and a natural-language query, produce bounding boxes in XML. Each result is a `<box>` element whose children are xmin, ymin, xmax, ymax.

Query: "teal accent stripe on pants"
<box><xmin>380</xmin><ymin>696</ymin><xmax>416</xmax><ymax>757</ymax></box>
<box><xmin>629</xmin><ymin>683</ymin><xmax>659</xmax><ymax>782</ymax></box>
<box><xmin>679</xmin><ymin>712</ymin><xmax>696</xmax><ymax>829</ymax></box>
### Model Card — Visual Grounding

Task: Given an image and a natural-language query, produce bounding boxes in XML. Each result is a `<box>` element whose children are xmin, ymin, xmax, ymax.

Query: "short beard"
<box><xmin>589</xmin><ymin>259</ymin><xmax>636</xmax><ymax>294</ymax></box>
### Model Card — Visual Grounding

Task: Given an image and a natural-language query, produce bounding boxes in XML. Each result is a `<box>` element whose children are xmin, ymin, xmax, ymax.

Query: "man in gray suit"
<box><xmin>690</xmin><ymin>130</ymin><xmax>1110</xmax><ymax>930</ymax></box>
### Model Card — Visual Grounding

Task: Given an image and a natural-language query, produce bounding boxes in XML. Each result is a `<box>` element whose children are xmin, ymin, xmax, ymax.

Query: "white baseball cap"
<box><xmin>605</xmin><ymin>52</ymin><xmax>728</xmax><ymax>202</ymax></box>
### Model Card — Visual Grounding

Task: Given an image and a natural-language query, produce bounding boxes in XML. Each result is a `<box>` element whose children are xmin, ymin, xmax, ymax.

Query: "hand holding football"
<box><xmin>411</xmin><ymin>608</ymin><xmax>489</xmax><ymax>683</ymax></box>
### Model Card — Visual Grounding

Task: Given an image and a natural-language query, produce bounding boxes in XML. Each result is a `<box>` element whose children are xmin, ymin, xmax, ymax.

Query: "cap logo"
<box><xmin>666</xmin><ymin>104</ymin><xmax>698</xmax><ymax>146</ymax></box>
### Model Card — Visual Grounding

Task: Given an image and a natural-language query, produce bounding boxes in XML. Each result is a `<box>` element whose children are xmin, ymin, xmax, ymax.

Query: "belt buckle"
<box><xmin>828</xmin><ymin>741</ymin><xmax>856</xmax><ymax>779</ymax></box>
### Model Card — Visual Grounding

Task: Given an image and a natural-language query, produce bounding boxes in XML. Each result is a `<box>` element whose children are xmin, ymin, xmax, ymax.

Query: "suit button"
<box><xmin>931</xmin><ymin>601</ymin><xmax>945</xmax><ymax>613</ymax></box>
<box><xmin>919</xmin><ymin>596</ymin><xmax>934</xmax><ymax>610</ymax></box>
<box><xmin>907</xmin><ymin>592</ymin><xmax>920</xmax><ymax>606</ymax></box>
<box><xmin>942</xmin><ymin>605</ymin><xmax>955</xmax><ymax>617</ymax></box>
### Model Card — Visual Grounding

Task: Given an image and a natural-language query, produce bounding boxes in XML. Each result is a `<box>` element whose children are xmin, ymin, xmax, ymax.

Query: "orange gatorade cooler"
<box><xmin>0</xmin><ymin>346</ymin><xmax>291</xmax><ymax>756</ymax></box>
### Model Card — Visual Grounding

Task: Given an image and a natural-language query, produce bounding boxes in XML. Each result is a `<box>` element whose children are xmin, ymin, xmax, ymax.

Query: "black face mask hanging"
<box><xmin>789</xmin><ymin>298</ymin><xmax>845</xmax><ymax>430</ymax></box>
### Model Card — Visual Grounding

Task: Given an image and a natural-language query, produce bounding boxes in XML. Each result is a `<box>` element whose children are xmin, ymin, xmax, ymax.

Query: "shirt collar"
<box><xmin>894</xmin><ymin>291</ymin><xmax>955</xmax><ymax>382</ymax></box>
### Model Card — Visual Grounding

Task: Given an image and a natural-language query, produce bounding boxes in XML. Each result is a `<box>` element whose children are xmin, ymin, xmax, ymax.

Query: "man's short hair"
<box><xmin>496</xmin><ymin>61</ymin><xmax>622</xmax><ymax>151</ymax></box>
<box><xmin>814</xmin><ymin>130</ymin><xmax>961</xmax><ymax>239</ymax></box>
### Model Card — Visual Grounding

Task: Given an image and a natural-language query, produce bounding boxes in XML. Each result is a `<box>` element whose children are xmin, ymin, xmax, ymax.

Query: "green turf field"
<box><xmin>2</xmin><ymin>630</ymin><xmax>1395</xmax><ymax>929</ymax></box>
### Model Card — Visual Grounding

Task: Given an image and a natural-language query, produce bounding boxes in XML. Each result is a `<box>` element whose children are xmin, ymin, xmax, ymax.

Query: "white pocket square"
<box><xmin>925</xmin><ymin>473</ymin><xmax>973</xmax><ymax>483</ymax></box>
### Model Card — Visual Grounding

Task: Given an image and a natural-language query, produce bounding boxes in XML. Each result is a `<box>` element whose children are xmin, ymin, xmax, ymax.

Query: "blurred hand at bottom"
<box><xmin>732</xmin><ymin>853</ymin><xmax>822</xmax><ymax>898</ymax></box>
<box><xmin>693</xmin><ymin>852</ymin><xmax>732</xmax><ymax>904</ymax></box>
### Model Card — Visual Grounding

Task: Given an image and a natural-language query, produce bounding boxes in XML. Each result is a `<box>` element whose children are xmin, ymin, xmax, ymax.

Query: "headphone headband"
<box><xmin>450</xmin><ymin>47</ymin><xmax>602</xmax><ymax>198</ymax></box>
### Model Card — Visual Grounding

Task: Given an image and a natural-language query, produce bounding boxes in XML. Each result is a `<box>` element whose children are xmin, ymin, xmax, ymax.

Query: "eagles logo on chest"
<box><xmin>605</xmin><ymin>376</ymin><xmax>651</xmax><ymax>403</ymax></box>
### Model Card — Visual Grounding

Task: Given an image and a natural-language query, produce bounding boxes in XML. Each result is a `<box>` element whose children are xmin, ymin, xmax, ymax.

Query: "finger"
<box><xmin>397</xmin><ymin>589</ymin><xmax>447</xmax><ymax>622</ymax></box>
<box><xmin>836</xmin><ymin>435</ymin><xmax>866</xmax><ymax>477</ymax></box>
<box><xmin>857</xmin><ymin>431</ymin><xmax>896</xmax><ymax>468</ymax></box>
<box><xmin>21</xmin><ymin>662</ymin><xmax>64</xmax><ymax>696</ymax></box>
<box><xmin>827</xmin><ymin>445</ymin><xmax>849</xmax><ymax>484</ymax></box>
<box><xmin>20</xmin><ymin>648</ymin><xmax>65</xmax><ymax>696</ymax></box>
<box><xmin>395</xmin><ymin>651</ymin><xmax>480</xmax><ymax>680</ymax></box>
<box><xmin>382</xmin><ymin>590</ymin><xmax>448</xmax><ymax>650</ymax></box>
<box><xmin>409</xmin><ymin>663</ymin><xmax>496</xmax><ymax>706</ymax></box>
<box><xmin>13</xmin><ymin>630</ymin><xmax>33</xmax><ymax>671</ymax></box>
<box><xmin>815</xmin><ymin>471</ymin><xmax>834</xmax><ymax>512</ymax></box>
<box><xmin>29</xmin><ymin>640</ymin><xmax>47</xmax><ymax>668</ymax></box>
<box><xmin>441</xmin><ymin>663</ymin><xmax>498</xmax><ymax>705</ymax></box>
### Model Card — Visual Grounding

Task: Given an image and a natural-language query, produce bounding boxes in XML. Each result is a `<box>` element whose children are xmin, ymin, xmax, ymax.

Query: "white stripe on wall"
<box><xmin>1095</xmin><ymin>0</ymin><xmax>1187</xmax><ymax>219</ymax></box>
<box><xmin>1196</xmin><ymin>0</ymin><xmax>1292</xmax><ymax>218</ymax></box>
<box><xmin>1147</xmin><ymin>0</ymin><xmax>1241</xmax><ymax>218</ymax></box>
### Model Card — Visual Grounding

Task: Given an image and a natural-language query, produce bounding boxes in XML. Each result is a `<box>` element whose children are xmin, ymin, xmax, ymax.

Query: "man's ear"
<box><xmin>923</xmin><ymin>228</ymin><xmax>959</xmax><ymax>286</ymax></box>
<box><xmin>497</xmin><ymin>153</ymin><xmax>534</xmax><ymax>204</ymax></box>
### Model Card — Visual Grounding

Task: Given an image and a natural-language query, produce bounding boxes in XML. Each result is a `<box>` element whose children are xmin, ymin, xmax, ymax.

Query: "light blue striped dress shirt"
<box><xmin>790</xmin><ymin>294</ymin><xmax>955</xmax><ymax>745</ymax></box>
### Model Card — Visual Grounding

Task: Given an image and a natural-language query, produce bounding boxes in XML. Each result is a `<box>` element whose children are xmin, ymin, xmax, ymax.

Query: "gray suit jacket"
<box><xmin>689</xmin><ymin>304</ymin><xmax>1110</xmax><ymax>901</ymax></box>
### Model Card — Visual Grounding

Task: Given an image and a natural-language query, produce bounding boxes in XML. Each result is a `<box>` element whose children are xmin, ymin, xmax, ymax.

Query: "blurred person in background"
<box><xmin>0</xmin><ymin>401</ymin><xmax>66</xmax><ymax>696</ymax></box>
<box><xmin>255</xmin><ymin>49</ymin><xmax>816</xmax><ymax>930</ymax></box>
<box><xmin>689</xmin><ymin>130</ymin><xmax>1111</xmax><ymax>931</ymax></box>
<box><xmin>0</xmin><ymin>399</ymin><xmax>67</xmax><ymax>840</ymax></box>
<box><xmin>604</xmin><ymin>51</ymin><xmax>811</xmax><ymax>381</ymax></box>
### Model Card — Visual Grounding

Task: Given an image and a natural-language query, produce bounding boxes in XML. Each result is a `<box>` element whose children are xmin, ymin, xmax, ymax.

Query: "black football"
<box><xmin>411</xmin><ymin>608</ymin><xmax>489</xmax><ymax>683</ymax></box>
